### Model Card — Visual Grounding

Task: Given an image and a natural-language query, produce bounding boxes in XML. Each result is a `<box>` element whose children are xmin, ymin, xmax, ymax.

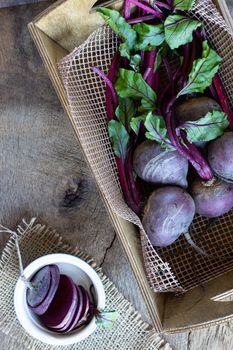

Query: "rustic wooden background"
<box><xmin>0</xmin><ymin>1</ymin><xmax>233</xmax><ymax>349</ymax></box>
<box><xmin>0</xmin><ymin>0</ymin><xmax>52</xmax><ymax>9</ymax></box>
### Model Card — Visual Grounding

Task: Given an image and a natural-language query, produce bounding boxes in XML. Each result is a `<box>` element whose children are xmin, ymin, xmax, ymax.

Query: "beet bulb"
<box><xmin>142</xmin><ymin>186</ymin><xmax>195</xmax><ymax>247</ymax></box>
<box><xmin>191</xmin><ymin>178</ymin><xmax>233</xmax><ymax>217</ymax></box>
<box><xmin>133</xmin><ymin>140</ymin><xmax>188</xmax><ymax>188</ymax></box>
<box><xmin>208</xmin><ymin>132</ymin><xmax>233</xmax><ymax>182</ymax></box>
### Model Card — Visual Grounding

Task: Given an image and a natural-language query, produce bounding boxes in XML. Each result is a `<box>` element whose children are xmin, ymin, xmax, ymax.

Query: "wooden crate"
<box><xmin>28</xmin><ymin>0</ymin><xmax>233</xmax><ymax>332</ymax></box>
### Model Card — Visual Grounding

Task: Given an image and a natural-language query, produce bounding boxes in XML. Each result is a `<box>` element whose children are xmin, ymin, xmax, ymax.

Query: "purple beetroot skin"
<box><xmin>133</xmin><ymin>140</ymin><xmax>188</xmax><ymax>188</ymax></box>
<box><xmin>30</xmin><ymin>265</ymin><xmax>60</xmax><ymax>316</ymax></box>
<box><xmin>208</xmin><ymin>132</ymin><xmax>233</xmax><ymax>182</ymax></box>
<box><xmin>191</xmin><ymin>178</ymin><xmax>233</xmax><ymax>218</ymax></box>
<box><xmin>27</xmin><ymin>265</ymin><xmax>51</xmax><ymax>308</ymax></box>
<box><xmin>40</xmin><ymin>275</ymin><xmax>78</xmax><ymax>329</ymax></box>
<box><xmin>142</xmin><ymin>186</ymin><xmax>195</xmax><ymax>247</ymax></box>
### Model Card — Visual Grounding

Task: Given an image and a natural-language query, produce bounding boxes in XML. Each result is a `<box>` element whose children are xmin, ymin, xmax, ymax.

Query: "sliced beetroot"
<box><xmin>40</xmin><ymin>274</ymin><xmax>78</xmax><ymax>329</ymax></box>
<box><xmin>27</xmin><ymin>265</ymin><xmax>51</xmax><ymax>308</ymax></box>
<box><xmin>30</xmin><ymin>265</ymin><xmax>60</xmax><ymax>316</ymax></box>
<box><xmin>74</xmin><ymin>286</ymin><xmax>90</xmax><ymax>329</ymax></box>
<box><xmin>57</xmin><ymin>285</ymin><xmax>91</xmax><ymax>333</ymax></box>
<box><xmin>57</xmin><ymin>285</ymin><xmax>84</xmax><ymax>333</ymax></box>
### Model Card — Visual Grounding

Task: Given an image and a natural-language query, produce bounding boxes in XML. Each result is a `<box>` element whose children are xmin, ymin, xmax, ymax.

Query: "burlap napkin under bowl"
<box><xmin>0</xmin><ymin>218</ymin><xmax>171</xmax><ymax>350</ymax></box>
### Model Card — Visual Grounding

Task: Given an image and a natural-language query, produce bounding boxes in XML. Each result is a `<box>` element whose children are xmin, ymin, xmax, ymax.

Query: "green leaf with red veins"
<box><xmin>96</xmin><ymin>7</ymin><xmax>137</xmax><ymax>50</ymax></box>
<box><xmin>115</xmin><ymin>69</ymin><xmax>157</xmax><ymax>112</ymax></box>
<box><xmin>174</xmin><ymin>0</ymin><xmax>196</xmax><ymax>11</ymax></box>
<box><xmin>180</xmin><ymin>110</ymin><xmax>229</xmax><ymax>143</ymax></box>
<box><xmin>115</xmin><ymin>97</ymin><xmax>136</xmax><ymax>132</ymax></box>
<box><xmin>108</xmin><ymin>120</ymin><xmax>129</xmax><ymax>161</ymax></box>
<box><xmin>164</xmin><ymin>14</ymin><xmax>202</xmax><ymax>49</ymax></box>
<box><xmin>144</xmin><ymin>112</ymin><xmax>174</xmax><ymax>150</ymax></box>
<box><xmin>130</xmin><ymin>115</ymin><xmax>147</xmax><ymax>135</ymax></box>
<box><xmin>133</xmin><ymin>23</ymin><xmax>165</xmax><ymax>51</ymax></box>
<box><xmin>178</xmin><ymin>41</ymin><xmax>222</xmax><ymax>97</ymax></box>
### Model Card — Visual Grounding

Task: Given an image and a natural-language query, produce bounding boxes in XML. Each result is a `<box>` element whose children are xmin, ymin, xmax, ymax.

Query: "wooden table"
<box><xmin>0</xmin><ymin>2</ymin><xmax>233</xmax><ymax>349</ymax></box>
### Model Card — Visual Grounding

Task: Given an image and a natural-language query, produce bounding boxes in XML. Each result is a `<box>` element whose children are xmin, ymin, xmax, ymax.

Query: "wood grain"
<box><xmin>0</xmin><ymin>1</ymin><xmax>233</xmax><ymax>349</ymax></box>
<box><xmin>0</xmin><ymin>0</ymin><xmax>52</xmax><ymax>9</ymax></box>
<box><xmin>0</xmin><ymin>0</ymin><xmax>150</xmax><ymax>345</ymax></box>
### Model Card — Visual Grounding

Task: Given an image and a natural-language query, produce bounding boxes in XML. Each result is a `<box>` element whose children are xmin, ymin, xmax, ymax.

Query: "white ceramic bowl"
<box><xmin>14</xmin><ymin>253</ymin><xmax>105</xmax><ymax>345</ymax></box>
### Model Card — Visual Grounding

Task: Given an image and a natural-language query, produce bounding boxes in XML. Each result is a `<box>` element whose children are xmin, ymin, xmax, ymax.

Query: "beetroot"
<box><xmin>142</xmin><ymin>186</ymin><xmax>195</xmax><ymax>247</ymax></box>
<box><xmin>40</xmin><ymin>275</ymin><xmax>78</xmax><ymax>329</ymax></box>
<box><xmin>27</xmin><ymin>265</ymin><xmax>51</xmax><ymax>308</ymax></box>
<box><xmin>27</xmin><ymin>264</ymin><xmax>94</xmax><ymax>334</ymax></box>
<box><xmin>133</xmin><ymin>140</ymin><xmax>188</xmax><ymax>188</ymax></box>
<box><xmin>30</xmin><ymin>265</ymin><xmax>60</xmax><ymax>316</ymax></box>
<box><xmin>208</xmin><ymin>132</ymin><xmax>233</xmax><ymax>182</ymax></box>
<box><xmin>58</xmin><ymin>285</ymin><xmax>90</xmax><ymax>333</ymax></box>
<box><xmin>191</xmin><ymin>178</ymin><xmax>233</xmax><ymax>217</ymax></box>
<box><xmin>74</xmin><ymin>286</ymin><xmax>90</xmax><ymax>329</ymax></box>
<box><xmin>59</xmin><ymin>285</ymin><xmax>84</xmax><ymax>333</ymax></box>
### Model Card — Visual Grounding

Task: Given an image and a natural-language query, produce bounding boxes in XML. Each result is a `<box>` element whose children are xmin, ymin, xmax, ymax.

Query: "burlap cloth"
<box><xmin>0</xmin><ymin>218</ymin><xmax>171</xmax><ymax>350</ymax></box>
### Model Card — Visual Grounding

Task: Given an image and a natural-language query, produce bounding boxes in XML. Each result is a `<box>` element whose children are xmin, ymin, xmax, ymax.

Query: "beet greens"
<box><xmin>94</xmin><ymin>0</ymin><xmax>232</xmax><ymax>214</ymax></box>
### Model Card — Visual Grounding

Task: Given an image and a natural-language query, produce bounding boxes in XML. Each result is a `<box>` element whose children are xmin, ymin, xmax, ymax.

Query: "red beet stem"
<box><xmin>165</xmin><ymin>97</ymin><xmax>213</xmax><ymax>180</ymax></box>
<box><xmin>93</xmin><ymin>67</ymin><xmax>118</xmax><ymax>107</ymax></box>
<box><xmin>209</xmin><ymin>83</ymin><xmax>220</xmax><ymax>104</ymax></box>
<box><xmin>125</xmin><ymin>145</ymin><xmax>141</xmax><ymax>206</ymax></box>
<box><xmin>144</xmin><ymin>49</ymin><xmax>157</xmax><ymax>88</ymax></box>
<box><xmin>143</xmin><ymin>67</ymin><xmax>152</xmax><ymax>81</ymax></box>
<box><xmin>116</xmin><ymin>157</ymin><xmax>139</xmax><ymax>213</ymax></box>
<box><xmin>123</xmin><ymin>0</ymin><xmax>131</xmax><ymax>19</ymax></box>
<box><xmin>104</xmin><ymin>54</ymin><xmax>120</xmax><ymax>121</ymax></box>
<box><xmin>213</xmin><ymin>74</ymin><xmax>233</xmax><ymax>130</ymax></box>
<box><xmin>154</xmin><ymin>0</ymin><xmax>171</xmax><ymax>10</ymax></box>
<box><xmin>128</xmin><ymin>14</ymin><xmax>157</xmax><ymax>24</ymax></box>
<box><xmin>129</xmin><ymin>0</ymin><xmax>164</xmax><ymax>18</ymax></box>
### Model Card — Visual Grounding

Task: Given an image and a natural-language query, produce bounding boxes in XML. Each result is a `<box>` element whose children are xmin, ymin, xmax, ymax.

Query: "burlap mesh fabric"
<box><xmin>58</xmin><ymin>0</ymin><xmax>233</xmax><ymax>293</ymax></box>
<box><xmin>0</xmin><ymin>219</ymin><xmax>171</xmax><ymax>350</ymax></box>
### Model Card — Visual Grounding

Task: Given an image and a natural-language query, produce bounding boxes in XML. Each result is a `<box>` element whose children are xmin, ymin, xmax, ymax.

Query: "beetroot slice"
<box><xmin>30</xmin><ymin>265</ymin><xmax>60</xmax><ymax>316</ymax></box>
<box><xmin>57</xmin><ymin>285</ymin><xmax>84</xmax><ymax>333</ymax></box>
<box><xmin>27</xmin><ymin>266</ymin><xmax>51</xmax><ymax>308</ymax></box>
<box><xmin>74</xmin><ymin>286</ymin><xmax>90</xmax><ymax>329</ymax></box>
<box><xmin>57</xmin><ymin>285</ymin><xmax>91</xmax><ymax>333</ymax></box>
<box><xmin>40</xmin><ymin>274</ymin><xmax>78</xmax><ymax>329</ymax></box>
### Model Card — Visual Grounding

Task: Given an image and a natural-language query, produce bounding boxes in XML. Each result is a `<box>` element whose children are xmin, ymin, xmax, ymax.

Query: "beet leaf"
<box><xmin>164</xmin><ymin>15</ymin><xmax>202</xmax><ymax>49</ymax></box>
<box><xmin>115</xmin><ymin>97</ymin><xmax>136</xmax><ymax>132</ymax></box>
<box><xmin>115</xmin><ymin>68</ymin><xmax>157</xmax><ymax>112</ymax></box>
<box><xmin>119</xmin><ymin>43</ymin><xmax>141</xmax><ymax>71</ymax></box>
<box><xmin>144</xmin><ymin>112</ymin><xmax>173</xmax><ymax>148</ymax></box>
<box><xmin>108</xmin><ymin>120</ymin><xmax>129</xmax><ymax>162</ymax></box>
<box><xmin>96</xmin><ymin>8</ymin><xmax>137</xmax><ymax>50</ymax></box>
<box><xmin>130</xmin><ymin>115</ymin><xmax>147</xmax><ymax>134</ymax></box>
<box><xmin>133</xmin><ymin>22</ymin><xmax>165</xmax><ymax>51</ymax></box>
<box><xmin>173</xmin><ymin>0</ymin><xmax>196</xmax><ymax>11</ymax></box>
<box><xmin>179</xmin><ymin>111</ymin><xmax>229</xmax><ymax>143</ymax></box>
<box><xmin>177</xmin><ymin>40</ymin><xmax>221</xmax><ymax>97</ymax></box>
<box><xmin>129</xmin><ymin>54</ymin><xmax>142</xmax><ymax>71</ymax></box>
<box><xmin>153</xmin><ymin>44</ymin><xmax>169</xmax><ymax>72</ymax></box>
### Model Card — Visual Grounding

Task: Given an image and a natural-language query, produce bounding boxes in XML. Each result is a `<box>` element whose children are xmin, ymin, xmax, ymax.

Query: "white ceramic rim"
<box><xmin>14</xmin><ymin>253</ymin><xmax>105</xmax><ymax>346</ymax></box>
